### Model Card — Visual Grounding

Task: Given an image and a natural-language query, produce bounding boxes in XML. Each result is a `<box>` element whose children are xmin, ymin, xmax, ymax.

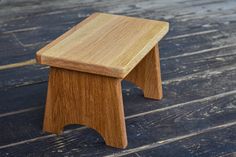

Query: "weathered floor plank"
<box><xmin>1</xmin><ymin>87</ymin><xmax>236</xmax><ymax>156</ymax></box>
<box><xmin>0</xmin><ymin>83</ymin><xmax>47</xmax><ymax>115</ymax></box>
<box><xmin>120</xmin><ymin>124</ymin><xmax>236</xmax><ymax>157</ymax></box>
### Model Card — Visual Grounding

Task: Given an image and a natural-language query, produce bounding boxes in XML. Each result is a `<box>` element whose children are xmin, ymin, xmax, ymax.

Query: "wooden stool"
<box><xmin>36</xmin><ymin>13</ymin><xmax>169</xmax><ymax>148</ymax></box>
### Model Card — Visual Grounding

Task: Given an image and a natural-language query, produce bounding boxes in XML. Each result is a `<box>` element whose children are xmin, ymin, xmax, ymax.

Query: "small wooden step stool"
<box><xmin>36</xmin><ymin>13</ymin><xmax>169</xmax><ymax>148</ymax></box>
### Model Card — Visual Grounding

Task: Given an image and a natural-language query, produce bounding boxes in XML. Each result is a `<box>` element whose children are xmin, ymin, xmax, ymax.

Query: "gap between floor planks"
<box><xmin>160</xmin><ymin>43</ymin><xmax>236</xmax><ymax>60</ymax></box>
<box><xmin>0</xmin><ymin>88</ymin><xmax>236</xmax><ymax>150</ymax></box>
<box><xmin>0</xmin><ymin>59</ymin><xmax>36</xmax><ymax>71</ymax></box>
<box><xmin>2</xmin><ymin>27</ymin><xmax>41</xmax><ymax>34</ymax></box>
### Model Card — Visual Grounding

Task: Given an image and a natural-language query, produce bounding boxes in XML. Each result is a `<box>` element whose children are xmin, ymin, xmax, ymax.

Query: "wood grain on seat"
<box><xmin>36</xmin><ymin>12</ymin><xmax>169</xmax><ymax>78</ymax></box>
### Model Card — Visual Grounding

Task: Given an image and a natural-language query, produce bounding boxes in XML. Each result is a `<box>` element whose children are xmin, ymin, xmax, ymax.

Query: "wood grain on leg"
<box><xmin>125</xmin><ymin>45</ymin><xmax>163</xmax><ymax>99</ymax></box>
<box><xmin>43</xmin><ymin>67</ymin><xmax>127</xmax><ymax>148</ymax></box>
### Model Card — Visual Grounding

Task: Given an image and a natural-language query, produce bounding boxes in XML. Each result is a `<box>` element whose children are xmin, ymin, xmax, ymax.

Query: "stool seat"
<box><xmin>36</xmin><ymin>13</ymin><xmax>169</xmax><ymax>78</ymax></box>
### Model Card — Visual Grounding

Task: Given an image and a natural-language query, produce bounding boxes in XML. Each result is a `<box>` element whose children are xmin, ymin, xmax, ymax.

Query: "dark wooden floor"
<box><xmin>0</xmin><ymin>0</ymin><xmax>236</xmax><ymax>156</ymax></box>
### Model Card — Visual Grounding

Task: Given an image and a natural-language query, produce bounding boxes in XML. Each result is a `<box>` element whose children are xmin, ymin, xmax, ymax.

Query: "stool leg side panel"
<box><xmin>125</xmin><ymin>44</ymin><xmax>163</xmax><ymax>99</ymax></box>
<box><xmin>43</xmin><ymin>67</ymin><xmax>127</xmax><ymax>148</ymax></box>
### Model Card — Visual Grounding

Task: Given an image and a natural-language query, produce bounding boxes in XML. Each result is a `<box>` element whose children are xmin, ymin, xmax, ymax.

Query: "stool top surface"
<box><xmin>36</xmin><ymin>13</ymin><xmax>169</xmax><ymax>78</ymax></box>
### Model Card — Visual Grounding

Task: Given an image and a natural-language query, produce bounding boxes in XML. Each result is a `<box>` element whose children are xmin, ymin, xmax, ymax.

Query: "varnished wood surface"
<box><xmin>36</xmin><ymin>13</ymin><xmax>168</xmax><ymax>78</ymax></box>
<box><xmin>1</xmin><ymin>0</ymin><xmax>236</xmax><ymax>156</ymax></box>
<box><xmin>44</xmin><ymin>67</ymin><xmax>127</xmax><ymax>148</ymax></box>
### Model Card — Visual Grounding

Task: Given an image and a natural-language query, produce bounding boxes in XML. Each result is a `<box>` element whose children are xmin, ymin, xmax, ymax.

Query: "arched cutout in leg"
<box><xmin>43</xmin><ymin>67</ymin><xmax>127</xmax><ymax>148</ymax></box>
<box><xmin>125</xmin><ymin>45</ymin><xmax>163</xmax><ymax>100</ymax></box>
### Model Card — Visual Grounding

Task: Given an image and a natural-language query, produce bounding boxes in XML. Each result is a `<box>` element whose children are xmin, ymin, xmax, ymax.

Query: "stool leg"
<box><xmin>125</xmin><ymin>45</ymin><xmax>163</xmax><ymax>99</ymax></box>
<box><xmin>43</xmin><ymin>67</ymin><xmax>127</xmax><ymax>148</ymax></box>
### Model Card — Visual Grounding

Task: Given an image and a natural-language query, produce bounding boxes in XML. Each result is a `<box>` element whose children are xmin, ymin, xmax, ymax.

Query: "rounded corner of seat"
<box><xmin>35</xmin><ymin>52</ymin><xmax>43</xmax><ymax>64</ymax></box>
